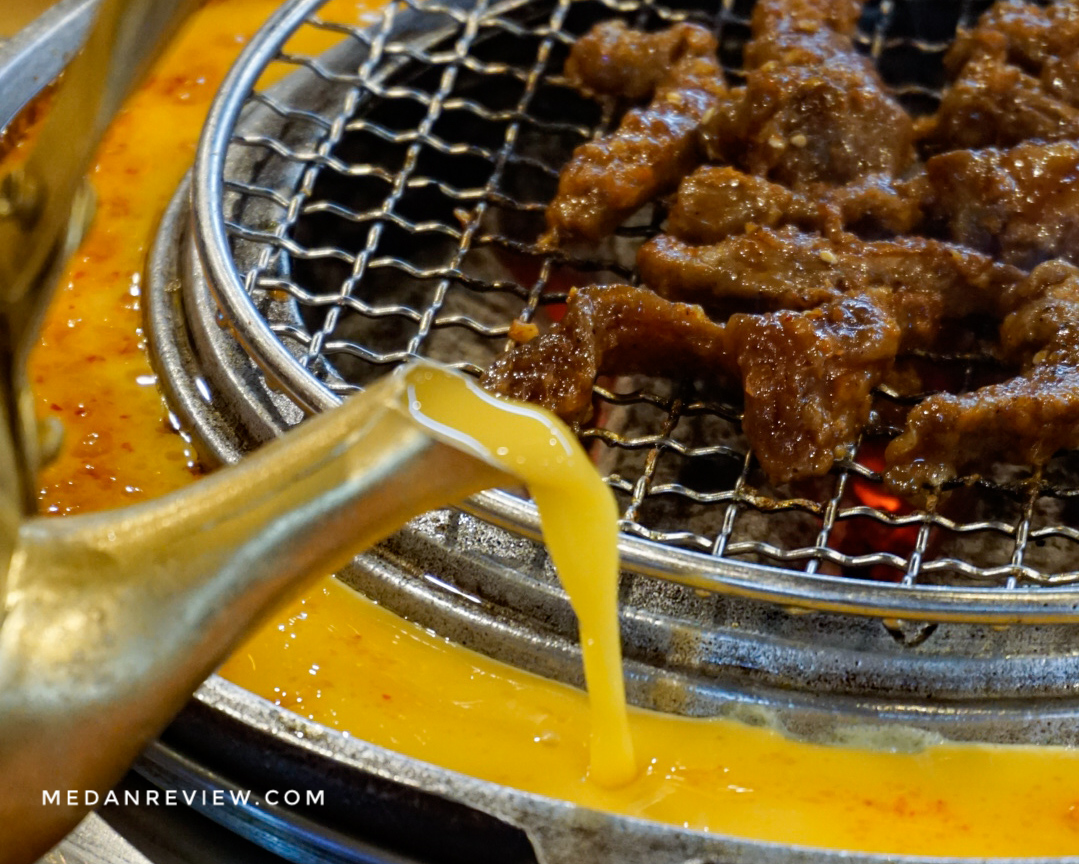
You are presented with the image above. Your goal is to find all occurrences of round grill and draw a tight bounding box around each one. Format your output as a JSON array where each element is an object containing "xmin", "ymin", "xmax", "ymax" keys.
[
  {"xmin": 138, "ymin": 2, "xmax": 1079, "ymax": 860},
  {"xmin": 186, "ymin": 0, "xmax": 1079, "ymax": 622}
]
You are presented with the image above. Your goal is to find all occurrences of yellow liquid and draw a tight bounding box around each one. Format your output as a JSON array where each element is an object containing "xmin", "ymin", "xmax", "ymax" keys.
[
  {"xmin": 400, "ymin": 364, "xmax": 635, "ymax": 787},
  {"xmin": 20, "ymin": 0, "xmax": 1079, "ymax": 856},
  {"xmin": 223, "ymin": 580, "xmax": 1079, "ymax": 856}
]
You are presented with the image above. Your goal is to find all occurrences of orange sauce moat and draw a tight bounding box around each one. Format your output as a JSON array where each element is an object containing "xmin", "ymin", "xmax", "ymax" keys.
[{"xmin": 24, "ymin": 0, "xmax": 1079, "ymax": 856}]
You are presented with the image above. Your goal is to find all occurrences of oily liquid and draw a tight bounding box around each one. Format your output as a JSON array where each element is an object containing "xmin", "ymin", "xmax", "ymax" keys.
[{"xmin": 398, "ymin": 364, "xmax": 635, "ymax": 787}]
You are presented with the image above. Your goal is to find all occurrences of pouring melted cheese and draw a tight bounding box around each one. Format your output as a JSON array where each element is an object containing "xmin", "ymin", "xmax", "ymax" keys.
[
  {"xmin": 23, "ymin": 0, "xmax": 1079, "ymax": 856},
  {"xmin": 398, "ymin": 364, "xmax": 635, "ymax": 787}
]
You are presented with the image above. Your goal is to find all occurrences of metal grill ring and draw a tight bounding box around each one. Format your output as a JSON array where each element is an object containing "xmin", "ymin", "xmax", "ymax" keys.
[{"xmin": 179, "ymin": 0, "xmax": 1079, "ymax": 622}]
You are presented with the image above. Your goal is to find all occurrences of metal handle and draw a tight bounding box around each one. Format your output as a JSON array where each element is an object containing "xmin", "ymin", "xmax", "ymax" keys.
[{"xmin": 0, "ymin": 364, "xmax": 509, "ymax": 863}]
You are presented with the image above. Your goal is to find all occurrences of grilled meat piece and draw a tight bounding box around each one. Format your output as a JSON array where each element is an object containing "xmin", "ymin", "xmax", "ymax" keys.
[
  {"xmin": 564, "ymin": 20, "xmax": 719, "ymax": 100},
  {"xmin": 946, "ymin": 0, "xmax": 1079, "ymax": 82},
  {"xmin": 665, "ymin": 165, "xmax": 923, "ymax": 242},
  {"xmin": 730, "ymin": 288, "xmax": 900, "ymax": 482},
  {"xmin": 638, "ymin": 227, "xmax": 1022, "ymax": 348},
  {"xmin": 750, "ymin": 0, "xmax": 863, "ymax": 41},
  {"xmin": 886, "ymin": 261, "xmax": 1079, "ymax": 493},
  {"xmin": 543, "ymin": 24, "xmax": 726, "ymax": 245},
  {"xmin": 481, "ymin": 285, "xmax": 734, "ymax": 424},
  {"xmin": 823, "ymin": 173, "xmax": 926, "ymax": 236},
  {"xmin": 924, "ymin": 140, "xmax": 1079, "ymax": 269},
  {"xmin": 529, "ymin": 6, "xmax": 1079, "ymax": 498},
  {"xmin": 638, "ymin": 228, "xmax": 848, "ymax": 312},
  {"xmin": 702, "ymin": 0, "xmax": 914, "ymax": 186},
  {"xmin": 665, "ymin": 166, "xmax": 810, "ymax": 242},
  {"xmin": 926, "ymin": 2, "xmax": 1079, "ymax": 149},
  {"xmin": 999, "ymin": 260, "xmax": 1079, "ymax": 358},
  {"xmin": 705, "ymin": 64, "xmax": 914, "ymax": 186},
  {"xmin": 1041, "ymin": 49, "xmax": 1079, "ymax": 106},
  {"xmin": 744, "ymin": 2, "xmax": 867, "ymax": 72},
  {"xmin": 745, "ymin": 0, "xmax": 866, "ymax": 74},
  {"xmin": 744, "ymin": 26, "xmax": 864, "ymax": 71},
  {"xmin": 483, "ymin": 282, "xmax": 902, "ymax": 483},
  {"xmin": 924, "ymin": 53, "xmax": 1079, "ymax": 151}
]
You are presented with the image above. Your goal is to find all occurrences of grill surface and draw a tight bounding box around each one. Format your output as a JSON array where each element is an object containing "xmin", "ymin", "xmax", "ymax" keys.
[{"xmin": 183, "ymin": 0, "xmax": 1079, "ymax": 620}]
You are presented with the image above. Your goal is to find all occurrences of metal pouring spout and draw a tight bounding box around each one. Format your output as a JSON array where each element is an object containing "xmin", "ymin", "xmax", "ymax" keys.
[
  {"xmin": 0, "ymin": 2, "xmax": 511, "ymax": 861},
  {"xmin": 0, "ymin": 363, "xmax": 510, "ymax": 864}
]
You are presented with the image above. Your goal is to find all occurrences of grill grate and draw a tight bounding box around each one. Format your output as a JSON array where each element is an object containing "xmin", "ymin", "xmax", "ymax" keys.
[{"xmin": 193, "ymin": 0, "xmax": 1079, "ymax": 607}]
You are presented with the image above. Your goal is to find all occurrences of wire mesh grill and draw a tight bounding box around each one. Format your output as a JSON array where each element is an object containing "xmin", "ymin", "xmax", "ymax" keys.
[{"xmin": 196, "ymin": 0, "xmax": 1079, "ymax": 600}]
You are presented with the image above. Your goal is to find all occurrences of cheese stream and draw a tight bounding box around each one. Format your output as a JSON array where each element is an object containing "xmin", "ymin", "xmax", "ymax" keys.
[
  {"xmin": 399, "ymin": 364, "xmax": 635, "ymax": 787},
  {"xmin": 21, "ymin": 0, "xmax": 1079, "ymax": 856}
]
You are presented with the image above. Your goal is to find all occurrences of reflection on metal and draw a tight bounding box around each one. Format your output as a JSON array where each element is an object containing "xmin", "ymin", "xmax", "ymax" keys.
[
  {"xmin": 39, "ymin": 814, "xmax": 154, "ymax": 864},
  {"xmin": 0, "ymin": 0, "xmax": 96, "ymax": 132}
]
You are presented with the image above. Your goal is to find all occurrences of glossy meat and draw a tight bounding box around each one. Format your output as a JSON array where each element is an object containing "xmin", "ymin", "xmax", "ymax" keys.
[
  {"xmin": 1041, "ymin": 49, "xmax": 1079, "ymax": 106},
  {"xmin": 886, "ymin": 261, "xmax": 1079, "ymax": 493},
  {"xmin": 564, "ymin": 20, "xmax": 720, "ymax": 100},
  {"xmin": 665, "ymin": 165, "xmax": 923, "ymax": 242},
  {"xmin": 946, "ymin": 1, "xmax": 1079, "ymax": 82},
  {"xmin": 745, "ymin": 0, "xmax": 868, "ymax": 79},
  {"xmin": 823, "ymin": 173, "xmax": 926, "ymax": 236},
  {"xmin": 482, "ymin": 281, "xmax": 904, "ymax": 483},
  {"xmin": 481, "ymin": 285, "xmax": 734, "ymax": 423},
  {"xmin": 750, "ymin": 0, "xmax": 863, "ymax": 40},
  {"xmin": 745, "ymin": 0, "xmax": 867, "ymax": 73},
  {"xmin": 527, "ymin": 5, "xmax": 1079, "ymax": 495},
  {"xmin": 543, "ymin": 24, "xmax": 726, "ymax": 245},
  {"xmin": 927, "ymin": 1, "xmax": 1079, "ymax": 149},
  {"xmin": 925, "ymin": 53, "xmax": 1079, "ymax": 150},
  {"xmin": 704, "ymin": 11, "xmax": 913, "ymax": 187},
  {"xmin": 730, "ymin": 288, "xmax": 900, "ymax": 482},
  {"xmin": 706, "ymin": 64, "xmax": 914, "ymax": 187},
  {"xmin": 665, "ymin": 166, "xmax": 809, "ymax": 242},
  {"xmin": 925, "ymin": 140, "xmax": 1079, "ymax": 269},
  {"xmin": 743, "ymin": 26, "xmax": 865, "ymax": 71},
  {"xmin": 638, "ymin": 227, "xmax": 848, "ymax": 312},
  {"xmin": 638, "ymin": 227, "xmax": 1022, "ymax": 347}
]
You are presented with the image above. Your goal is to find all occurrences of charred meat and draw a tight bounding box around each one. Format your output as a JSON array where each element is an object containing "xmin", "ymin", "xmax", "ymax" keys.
[
  {"xmin": 729, "ymin": 288, "xmax": 901, "ymax": 482},
  {"xmin": 924, "ymin": 140, "xmax": 1079, "ymax": 270},
  {"xmin": 496, "ymin": 1, "xmax": 1079, "ymax": 499},
  {"xmin": 542, "ymin": 24, "xmax": 726, "ymax": 245},
  {"xmin": 945, "ymin": 1, "xmax": 1079, "ymax": 83},
  {"xmin": 482, "ymin": 285, "xmax": 734, "ymax": 424},
  {"xmin": 704, "ymin": 63, "xmax": 915, "ymax": 186},
  {"xmin": 925, "ymin": 53, "xmax": 1079, "ymax": 151},
  {"xmin": 637, "ymin": 227, "xmax": 848, "ymax": 313},
  {"xmin": 887, "ymin": 261, "xmax": 1079, "ymax": 493},
  {"xmin": 484, "ymin": 284, "xmax": 902, "ymax": 483},
  {"xmin": 638, "ymin": 227, "xmax": 1022, "ymax": 348},
  {"xmin": 704, "ymin": 0, "xmax": 914, "ymax": 187},
  {"xmin": 564, "ymin": 20, "xmax": 718, "ymax": 100},
  {"xmin": 665, "ymin": 165, "xmax": 923, "ymax": 242},
  {"xmin": 926, "ymin": 1, "xmax": 1079, "ymax": 150}
]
